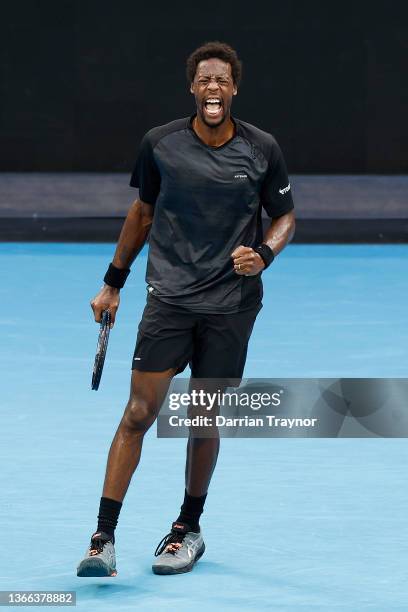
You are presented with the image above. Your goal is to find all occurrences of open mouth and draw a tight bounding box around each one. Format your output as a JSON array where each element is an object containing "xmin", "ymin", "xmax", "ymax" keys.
[{"xmin": 203, "ymin": 97, "xmax": 223, "ymax": 118}]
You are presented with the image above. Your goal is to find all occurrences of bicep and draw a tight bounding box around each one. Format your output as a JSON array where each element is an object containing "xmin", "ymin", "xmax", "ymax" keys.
[
  {"xmin": 140, "ymin": 199, "xmax": 154, "ymax": 222},
  {"xmin": 270, "ymin": 209, "xmax": 296, "ymax": 224},
  {"xmin": 128, "ymin": 198, "xmax": 154, "ymax": 221}
]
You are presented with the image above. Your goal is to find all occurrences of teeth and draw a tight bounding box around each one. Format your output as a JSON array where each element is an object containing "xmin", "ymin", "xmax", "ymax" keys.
[{"xmin": 206, "ymin": 99, "xmax": 221, "ymax": 103}]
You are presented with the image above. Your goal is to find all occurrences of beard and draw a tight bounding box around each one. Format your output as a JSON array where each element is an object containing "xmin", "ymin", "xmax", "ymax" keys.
[
  {"xmin": 196, "ymin": 98, "xmax": 231, "ymax": 128},
  {"xmin": 200, "ymin": 111, "xmax": 227, "ymax": 128}
]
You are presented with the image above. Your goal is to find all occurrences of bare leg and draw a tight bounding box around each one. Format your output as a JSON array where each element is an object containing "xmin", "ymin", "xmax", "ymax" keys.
[
  {"xmin": 184, "ymin": 378, "xmax": 225, "ymax": 497},
  {"xmin": 185, "ymin": 436, "xmax": 220, "ymax": 497},
  {"xmin": 102, "ymin": 368, "xmax": 176, "ymax": 502}
]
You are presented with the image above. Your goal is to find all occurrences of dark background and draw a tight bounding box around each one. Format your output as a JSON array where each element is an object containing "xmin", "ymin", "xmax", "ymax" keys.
[{"xmin": 0, "ymin": 1, "xmax": 407, "ymax": 173}]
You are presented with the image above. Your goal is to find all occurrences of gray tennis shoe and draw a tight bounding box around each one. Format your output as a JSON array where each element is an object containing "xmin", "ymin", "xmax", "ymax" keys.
[
  {"xmin": 152, "ymin": 521, "xmax": 205, "ymax": 575},
  {"xmin": 77, "ymin": 531, "xmax": 117, "ymax": 577}
]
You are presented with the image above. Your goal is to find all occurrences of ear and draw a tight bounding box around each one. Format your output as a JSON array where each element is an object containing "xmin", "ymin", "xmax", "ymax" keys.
[
  {"xmin": 190, "ymin": 82, "xmax": 194, "ymax": 94},
  {"xmin": 233, "ymin": 85, "xmax": 238, "ymax": 96}
]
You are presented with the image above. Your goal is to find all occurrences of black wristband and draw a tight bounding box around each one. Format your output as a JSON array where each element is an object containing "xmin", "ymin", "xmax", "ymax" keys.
[
  {"xmin": 254, "ymin": 244, "xmax": 275, "ymax": 269},
  {"xmin": 103, "ymin": 263, "xmax": 130, "ymax": 289}
]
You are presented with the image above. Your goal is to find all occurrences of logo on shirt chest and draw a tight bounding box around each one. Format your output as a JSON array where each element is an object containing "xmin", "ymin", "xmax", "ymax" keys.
[{"xmin": 233, "ymin": 172, "xmax": 248, "ymax": 180}]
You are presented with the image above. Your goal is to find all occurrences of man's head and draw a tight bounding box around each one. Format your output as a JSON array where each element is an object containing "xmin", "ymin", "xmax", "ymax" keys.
[{"xmin": 187, "ymin": 41, "xmax": 242, "ymax": 128}]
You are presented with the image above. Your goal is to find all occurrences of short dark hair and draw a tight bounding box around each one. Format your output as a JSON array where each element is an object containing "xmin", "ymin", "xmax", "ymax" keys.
[{"xmin": 186, "ymin": 41, "xmax": 242, "ymax": 87}]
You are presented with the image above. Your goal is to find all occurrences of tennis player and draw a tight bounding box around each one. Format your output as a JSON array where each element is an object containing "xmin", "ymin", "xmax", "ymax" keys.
[{"xmin": 77, "ymin": 41, "xmax": 295, "ymax": 577}]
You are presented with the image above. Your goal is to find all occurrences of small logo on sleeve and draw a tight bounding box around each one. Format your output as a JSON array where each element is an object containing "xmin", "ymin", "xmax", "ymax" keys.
[
  {"xmin": 234, "ymin": 173, "xmax": 248, "ymax": 180},
  {"xmin": 279, "ymin": 183, "xmax": 291, "ymax": 195}
]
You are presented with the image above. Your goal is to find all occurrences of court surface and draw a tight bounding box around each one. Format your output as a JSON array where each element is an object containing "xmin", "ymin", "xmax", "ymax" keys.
[{"xmin": 1, "ymin": 243, "xmax": 407, "ymax": 611}]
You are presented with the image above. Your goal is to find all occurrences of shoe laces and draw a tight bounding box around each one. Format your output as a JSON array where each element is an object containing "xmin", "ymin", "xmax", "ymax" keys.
[
  {"xmin": 154, "ymin": 522, "xmax": 190, "ymax": 556},
  {"xmin": 89, "ymin": 532, "xmax": 112, "ymax": 556}
]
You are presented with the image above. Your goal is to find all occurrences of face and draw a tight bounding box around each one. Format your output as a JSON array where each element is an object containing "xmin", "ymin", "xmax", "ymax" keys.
[{"xmin": 190, "ymin": 58, "xmax": 237, "ymax": 128}]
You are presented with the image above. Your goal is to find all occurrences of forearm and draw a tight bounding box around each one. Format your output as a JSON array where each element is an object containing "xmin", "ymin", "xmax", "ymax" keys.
[
  {"xmin": 111, "ymin": 199, "xmax": 153, "ymax": 270},
  {"xmin": 262, "ymin": 210, "xmax": 296, "ymax": 256}
]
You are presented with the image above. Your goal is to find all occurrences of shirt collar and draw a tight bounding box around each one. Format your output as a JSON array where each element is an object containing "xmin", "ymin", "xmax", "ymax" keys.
[{"xmin": 187, "ymin": 114, "xmax": 238, "ymax": 147}]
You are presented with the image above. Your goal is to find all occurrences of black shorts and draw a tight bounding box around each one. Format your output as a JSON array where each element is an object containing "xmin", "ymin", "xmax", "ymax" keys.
[{"xmin": 132, "ymin": 294, "xmax": 262, "ymax": 379}]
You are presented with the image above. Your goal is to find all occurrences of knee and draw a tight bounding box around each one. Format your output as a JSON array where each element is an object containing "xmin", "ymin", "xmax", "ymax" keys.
[{"xmin": 121, "ymin": 396, "xmax": 157, "ymax": 434}]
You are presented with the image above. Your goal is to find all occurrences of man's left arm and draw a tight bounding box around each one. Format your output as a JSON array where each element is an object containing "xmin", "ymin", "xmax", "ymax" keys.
[
  {"xmin": 232, "ymin": 137, "xmax": 295, "ymax": 275},
  {"xmin": 262, "ymin": 209, "xmax": 296, "ymax": 257},
  {"xmin": 232, "ymin": 210, "xmax": 295, "ymax": 275}
]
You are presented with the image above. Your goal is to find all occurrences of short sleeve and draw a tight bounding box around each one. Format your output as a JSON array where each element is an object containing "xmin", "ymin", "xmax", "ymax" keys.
[
  {"xmin": 260, "ymin": 143, "xmax": 294, "ymax": 218},
  {"xmin": 129, "ymin": 133, "xmax": 161, "ymax": 205}
]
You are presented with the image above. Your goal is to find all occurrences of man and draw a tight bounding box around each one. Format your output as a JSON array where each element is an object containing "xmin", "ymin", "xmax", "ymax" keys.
[{"xmin": 77, "ymin": 41, "xmax": 295, "ymax": 577}]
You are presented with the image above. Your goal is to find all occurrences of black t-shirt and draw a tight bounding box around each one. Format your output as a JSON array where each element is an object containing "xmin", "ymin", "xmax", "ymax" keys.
[{"xmin": 130, "ymin": 115, "xmax": 294, "ymax": 314}]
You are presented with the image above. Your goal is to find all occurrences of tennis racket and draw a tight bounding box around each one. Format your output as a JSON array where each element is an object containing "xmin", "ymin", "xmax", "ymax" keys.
[{"xmin": 91, "ymin": 309, "xmax": 111, "ymax": 390}]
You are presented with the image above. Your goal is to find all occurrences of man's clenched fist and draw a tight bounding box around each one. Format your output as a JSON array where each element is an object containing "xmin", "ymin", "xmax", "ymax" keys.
[{"xmin": 231, "ymin": 245, "xmax": 265, "ymax": 276}]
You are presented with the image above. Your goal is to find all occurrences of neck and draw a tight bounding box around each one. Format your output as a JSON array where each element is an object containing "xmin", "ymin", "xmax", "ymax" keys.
[{"xmin": 192, "ymin": 113, "xmax": 235, "ymax": 147}]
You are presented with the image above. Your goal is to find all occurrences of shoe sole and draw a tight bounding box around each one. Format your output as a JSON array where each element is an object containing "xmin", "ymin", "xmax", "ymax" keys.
[
  {"xmin": 77, "ymin": 558, "xmax": 117, "ymax": 577},
  {"xmin": 152, "ymin": 543, "xmax": 205, "ymax": 575}
]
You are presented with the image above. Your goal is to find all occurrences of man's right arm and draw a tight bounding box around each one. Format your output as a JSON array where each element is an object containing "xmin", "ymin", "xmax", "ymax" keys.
[{"xmin": 90, "ymin": 199, "xmax": 154, "ymax": 326}]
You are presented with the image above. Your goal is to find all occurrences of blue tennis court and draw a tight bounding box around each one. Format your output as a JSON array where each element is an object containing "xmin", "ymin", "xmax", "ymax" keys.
[{"xmin": 1, "ymin": 243, "xmax": 408, "ymax": 611}]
